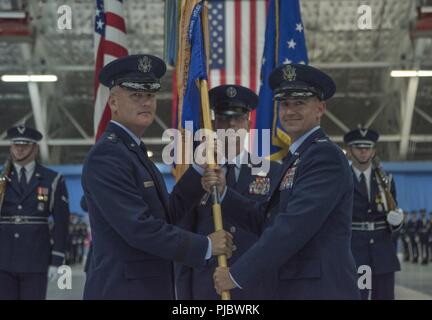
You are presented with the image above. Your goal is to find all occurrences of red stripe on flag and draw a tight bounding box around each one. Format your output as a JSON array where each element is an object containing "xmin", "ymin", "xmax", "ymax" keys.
[
  {"xmin": 249, "ymin": 0, "xmax": 257, "ymax": 130},
  {"xmin": 220, "ymin": 69, "xmax": 226, "ymax": 86},
  {"xmin": 249, "ymin": 0, "xmax": 257, "ymax": 92},
  {"xmin": 96, "ymin": 104, "xmax": 112, "ymax": 140},
  {"xmin": 105, "ymin": 12, "xmax": 126, "ymax": 32},
  {"xmin": 234, "ymin": 1, "xmax": 241, "ymax": 85},
  {"xmin": 103, "ymin": 40, "xmax": 128, "ymax": 58}
]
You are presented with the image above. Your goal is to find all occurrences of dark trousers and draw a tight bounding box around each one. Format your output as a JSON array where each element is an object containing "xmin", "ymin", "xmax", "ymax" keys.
[
  {"xmin": 360, "ymin": 272, "xmax": 395, "ymax": 300},
  {"xmin": 0, "ymin": 269, "xmax": 47, "ymax": 300},
  {"xmin": 402, "ymin": 238, "xmax": 411, "ymax": 261},
  {"xmin": 429, "ymin": 240, "xmax": 432, "ymax": 262},
  {"xmin": 420, "ymin": 239, "xmax": 429, "ymax": 264},
  {"xmin": 410, "ymin": 236, "xmax": 419, "ymax": 262}
]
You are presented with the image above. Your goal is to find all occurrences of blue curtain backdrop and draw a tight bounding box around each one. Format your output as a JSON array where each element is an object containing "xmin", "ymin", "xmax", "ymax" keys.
[{"xmin": 384, "ymin": 162, "xmax": 432, "ymax": 214}]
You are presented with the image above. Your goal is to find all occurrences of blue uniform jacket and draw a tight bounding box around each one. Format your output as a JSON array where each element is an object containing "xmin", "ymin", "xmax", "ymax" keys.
[
  {"xmin": 81, "ymin": 122, "xmax": 209, "ymax": 300},
  {"xmin": 350, "ymin": 167, "xmax": 400, "ymax": 275},
  {"xmin": 175, "ymin": 160, "xmax": 282, "ymax": 300},
  {"xmin": 0, "ymin": 163, "xmax": 70, "ymax": 273},
  {"xmin": 418, "ymin": 219, "xmax": 431, "ymax": 243},
  {"xmin": 221, "ymin": 128, "xmax": 360, "ymax": 299}
]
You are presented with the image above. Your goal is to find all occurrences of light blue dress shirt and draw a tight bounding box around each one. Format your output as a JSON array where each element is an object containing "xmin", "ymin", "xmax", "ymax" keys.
[
  {"xmin": 289, "ymin": 125, "xmax": 321, "ymax": 155},
  {"xmin": 110, "ymin": 120, "xmax": 141, "ymax": 146}
]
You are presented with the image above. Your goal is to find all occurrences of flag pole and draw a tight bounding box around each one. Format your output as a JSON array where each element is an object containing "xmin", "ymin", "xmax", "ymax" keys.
[
  {"xmin": 199, "ymin": 79, "xmax": 231, "ymax": 301},
  {"xmin": 199, "ymin": 0, "xmax": 230, "ymax": 300}
]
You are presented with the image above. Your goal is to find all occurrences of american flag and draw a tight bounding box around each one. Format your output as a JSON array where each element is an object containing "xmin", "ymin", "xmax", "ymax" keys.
[
  {"xmin": 93, "ymin": 0, "xmax": 128, "ymax": 140},
  {"xmin": 207, "ymin": 0, "xmax": 268, "ymax": 128}
]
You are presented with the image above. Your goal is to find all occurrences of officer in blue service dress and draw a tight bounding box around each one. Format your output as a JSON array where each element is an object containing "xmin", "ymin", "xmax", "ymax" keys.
[
  {"xmin": 79, "ymin": 195, "xmax": 92, "ymax": 273},
  {"xmin": 407, "ymin": 210, "xmax": 420, "ymax": 263},
  {"xmin": 0, "ymin": 126, "xmax": 70, "ymax": 300},
  {"xmin": 343, "ymin": 127, "xmax": 403, "ymax": 300},
  {"xmin": 429, "ymin": 211, "xmax": 432, "ymax": 263},
  {"xmin": 418, "ymin": 209, "xmax": 430, "ymax": 265},
  {"xmin": 175, "ymin": 84, "xmax": 282, "ymax": 299},
  {"xmin": 81, "ymin": 54, "xmax": 233, "ymax": 300},
  {"xmin": 210, "ymin": 64, "xmax": 360, "ymax": 299},
  {"xmin": 400, "ymin": 211, "xmax": 411, "ymax": 262}
]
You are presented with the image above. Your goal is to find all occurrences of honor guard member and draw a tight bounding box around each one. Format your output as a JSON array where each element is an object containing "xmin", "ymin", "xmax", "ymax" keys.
[
  {"xmin": 77, "ymin": 221, "xmax": 86, "ymax": 264},
  {"xmin": 407, "ymin": 211, "xmax": 419, "ymax": 263},
  {"xmin": 418, "ymin": 209, "xmax": 430, "ymax": 265},
  {"xmin": 344, "ymin": 127, "xmax": 403, "ymax": 300},
  {"xmin": 81, "ymin": 54, "xmax": 233, "ymax": 300},
  {"xmin": 79, "ymin": 195, "xmax": 92, "ymax": 273},
  {"xmin": 175, "ymin": 85, "xmax": 282, "ymax": 300},
  {"xmin": 66, "ymin": 215, "xmax": 75, "ymax": 265},
  {"xmin": 400, "ymin": 211, "xmax": 411, "ymax": 262},
  {"xmin": 0, "ymin": 126, "xmax": 70, "ymax": 300},
  {"xmin": 211, "ymin": 64, "xmax": 360, "ymax": 299},
  {"xmin": 429, "ymin": 211, "xmax": 432, "ymax": 263}
]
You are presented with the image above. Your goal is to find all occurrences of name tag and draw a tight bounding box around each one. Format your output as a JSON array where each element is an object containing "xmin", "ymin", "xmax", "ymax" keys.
[{"xmin": 143, "ymin": 181, "xmax": 155, "ymax": 188}]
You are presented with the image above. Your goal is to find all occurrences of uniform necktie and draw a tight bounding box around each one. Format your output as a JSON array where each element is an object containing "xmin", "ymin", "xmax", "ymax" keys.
[
  {"xmin": 359, "ymin": 172, "xmax": 369, "ymax": 201},
  {"xmin": 19, "ymin": 167, "xmax": 27, "ymax": 194},
  {"xmin": 226, "ymin": 163, "xmax": 237, "ymax": 188}
]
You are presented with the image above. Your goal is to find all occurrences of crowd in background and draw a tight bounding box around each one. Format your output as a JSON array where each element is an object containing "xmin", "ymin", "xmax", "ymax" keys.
[{"xmin": 396, "ymin": 209, "xmax": 432, "ymax": 265}]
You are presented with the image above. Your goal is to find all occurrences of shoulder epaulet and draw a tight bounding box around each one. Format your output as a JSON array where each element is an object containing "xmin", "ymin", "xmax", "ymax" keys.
[
  {"xmin": 314, "ymin": 137, "xmax": 330, "ymax": 143},
  {"xmin": 36, "ymin": 165, "xmax": 57, "ymax": 178},
  {"xmin": 106, "ymin": 132, "xmax": 118, "ymax": 143}
]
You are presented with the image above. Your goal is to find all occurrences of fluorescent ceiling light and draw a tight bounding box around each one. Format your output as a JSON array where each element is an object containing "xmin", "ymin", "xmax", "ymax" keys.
[
  {"xmin": 418, "ymin": 70, "xmax": 432, "ymax": 77},
  {"xmin": 390, "ymin": 70, "xmax": 432, "ymax": 78},
  {"xmin": 0, "ymin": 11, "xmax": 26, "ymax": 19},
  {"xmin": 390, "ymin": 70, "xmax": 418, "ymax": 77},
  {"xmin": 420, "ymin": 6, "xmax": 432, "ymax": 13},
  {"xmin": 1, "ymin": 75, "xmax": 58, "ymax": 82}
]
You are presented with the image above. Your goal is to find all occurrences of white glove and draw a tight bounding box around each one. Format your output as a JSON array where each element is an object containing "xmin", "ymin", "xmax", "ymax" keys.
[
  {"xmin": 386, "ymin": 208, "xmax": 403, "ymax": 226},
  {"xmin": 48, "ymin": 265, "xmax": 59, "ymax": 282}
]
